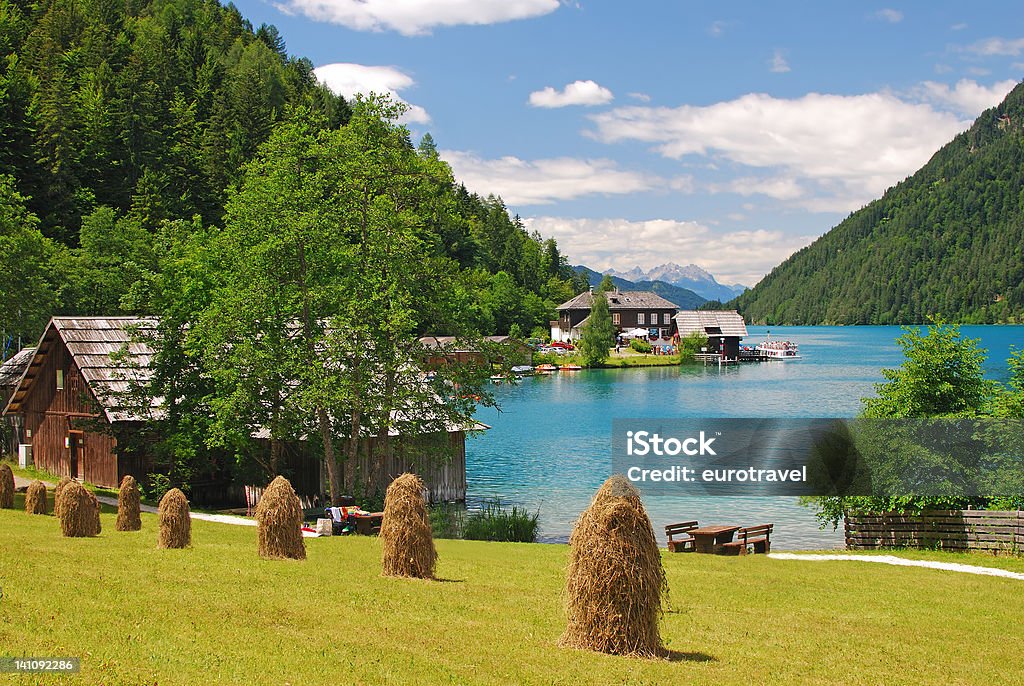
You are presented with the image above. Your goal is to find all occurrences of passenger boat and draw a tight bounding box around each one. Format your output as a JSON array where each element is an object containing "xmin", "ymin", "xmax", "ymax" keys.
[{"xmin": 754, "ymin": 338, "xmax": 801, "ymax": 360}]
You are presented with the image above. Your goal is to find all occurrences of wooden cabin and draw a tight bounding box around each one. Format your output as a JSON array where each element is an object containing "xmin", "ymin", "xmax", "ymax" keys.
[
  {"xmin": 675, "ymin": 310, "xmax": 748, "ymax": 359},
  {"xmin": 553, "ymin": 289, "xmax": 678, "ymax": 341},
  {"xmin": 2, "ymin": 318, "xmax": 154, "ymax": 486}
]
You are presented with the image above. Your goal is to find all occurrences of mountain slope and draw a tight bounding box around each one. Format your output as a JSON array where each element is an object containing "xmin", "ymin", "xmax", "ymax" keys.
[
  {"xmin": 572, "ymin": 266, "xmax": 706, "ymax": 309},
  {"xmin": 733, "ymin": 82, "xmax": 1024, "ymax": 325}
]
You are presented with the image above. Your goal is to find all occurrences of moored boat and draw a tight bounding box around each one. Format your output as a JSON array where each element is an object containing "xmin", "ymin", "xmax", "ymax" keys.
[
  {"xmin": 754, "ymin": 338, "xmax": 801, "ymax": 360},
  {"xmin": 535, "ymin": 363, "xmax": 559, "ymax": 373},
  {"xmin": 559, "ymin": 364, "xmax": 582, "ymax": 371}
]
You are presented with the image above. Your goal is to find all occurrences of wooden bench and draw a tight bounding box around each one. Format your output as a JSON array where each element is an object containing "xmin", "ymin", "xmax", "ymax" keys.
[
  {"xmin": 718, "ymin": 524, "xmax": 773, "ymax": 555},
  {"xmin": 665, "ymin": 521, "xmax": 699, "ymax": 552}
]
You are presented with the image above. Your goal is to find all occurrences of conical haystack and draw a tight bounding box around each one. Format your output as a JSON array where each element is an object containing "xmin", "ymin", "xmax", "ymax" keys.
[
  {"xmin": 255, "ymin": 475, "xmax": 306, "ymax": 560},
  {"xmin": 0, "ymin": 463, "xmax": 14, "ymax": 509},
  {"xmin": 380, "ymin": 473, "xmax": 436, "ymax": 579},
  {"xmin": 53, "ymin": 476, "xmax": 72, "ymax": 518},
  {"xmin": 57, "ymin": 481, "xmax": 101, "ymax": 537},
  {"xmin": 116, "ymin": 475, "xmax": 142, "ymax": 531},
  {"xmin": 157, "ymin": 488, "xmax": 191, "ymax": 549},
  {"xmin": 560, "ymin": 475, "xmax": 667, "ymax": 657},
  {"xmin": 25, "ymin": 480, "xmax": 47, "ymax": 515}
]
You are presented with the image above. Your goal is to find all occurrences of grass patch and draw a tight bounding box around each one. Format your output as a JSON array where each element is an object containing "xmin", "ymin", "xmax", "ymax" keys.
[{"xmin": 1, "ymin": 509, "xmax": 1023, "ymax": 684}]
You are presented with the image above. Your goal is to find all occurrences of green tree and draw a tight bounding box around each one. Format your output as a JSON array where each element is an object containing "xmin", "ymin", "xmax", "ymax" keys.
[
  {"xmin": 597, "ymin": 273, "xmax": 615, "ymax": 292},
  {"xmin": 577, "ymin": 293, "xmax": 614, "ymax": 367},
  {"xmin": 196, "ymin": 99, "xmax": 493, "ymax": 503},
  {"xmin": 0, "ymin": 174, "xmax": 58, "ymax": 354},
  {"xmin": 862, "ymin": 320, "xmax": 993, "ymax": 418}
]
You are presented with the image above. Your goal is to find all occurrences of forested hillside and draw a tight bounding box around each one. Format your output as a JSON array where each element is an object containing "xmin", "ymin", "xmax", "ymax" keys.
[
  {"xmin": 0, "ymin": 0, "xmax": 582, "ymax": 355},
  {"xmin": 733, "ymin": 81, "xmax": 1024, "ymax": 325}
]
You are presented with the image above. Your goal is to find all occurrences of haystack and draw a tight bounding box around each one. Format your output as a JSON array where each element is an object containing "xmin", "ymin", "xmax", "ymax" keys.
[
  {"xmin": 57, "ymin": 481, "xmax": 101, "ymax": 537},
  {"xmin": 157, "ymin": 488, "xmax": 191, "ymax": 549},
  {"xmin": 380, "ymin": 473, "xmax": 436, "ymax": 579},
  {"xmin": 560, "ymin": 475, "xmax": 667, "ymax": 657},
  {"xmin": 255, "ymin": 475, "xmax": 305, "ymax": 560},
  {"xmin": 53, "ymin": 476, "xmax": 72, "ymax": 518},
  {"xmin": 25, "ymin": 480, "xmax": 47, "ymax": 515},
  {"xmin": 0, "ymin": 463, "xmax": 14, "ymax": 508},
  {"xmin": 115, "ymin": 475, "xmax": 142, "ymax": 531}
]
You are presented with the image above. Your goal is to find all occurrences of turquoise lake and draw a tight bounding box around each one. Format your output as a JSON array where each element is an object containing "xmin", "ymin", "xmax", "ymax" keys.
[{"xmin": 465, "ymin": 325, "xmax": 1024, "ymax": 548}]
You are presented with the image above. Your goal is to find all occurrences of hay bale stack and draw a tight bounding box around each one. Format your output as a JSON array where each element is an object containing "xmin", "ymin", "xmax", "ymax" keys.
[
  {"xmin": 380, "ymin": 473, "xmax": 436, "ymax": 579},
  {"xmin": 25, "ymin": 480, "xmax": 48, "ymax": 515},
  {"xmin": 157, "ymin": 488, "xmax": 191, "ymax": 549},
  {"xmin": 57, "ymin": 481, "xmax": 101, "ymax": 537},
  {"xmin": 53, "ymin": 476, "xmax": 72, "ymax": 518},
  {"xmin": 115, "ymin": 475, "xmax": 142, "ymax": 531},
  {"xmin": 0, "ymin": 463, "xmax": 14, "ymax": 509},
  {"xmin": 560, "ymin": 475, "xmax": 667, "ymax": 657},
  {"xmin": 255, "ymin": 476, "xmax": 306, "ymax": 560}
]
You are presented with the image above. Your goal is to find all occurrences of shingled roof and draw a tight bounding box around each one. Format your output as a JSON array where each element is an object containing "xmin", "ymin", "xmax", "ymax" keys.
[
  {"xmin": 556, "ymin": 290, "xmax": 678, "ymax": 311},
  {"xmin": 675, "ymin": 310, "xmax": 748, "ymax": 338},
  {"xmin": 0, "ymin": 347, "xmax": 36, "ymax": 390},
  {"xmin": 4, "ymin": 317, "xmax": 157, "ymax": 422}
]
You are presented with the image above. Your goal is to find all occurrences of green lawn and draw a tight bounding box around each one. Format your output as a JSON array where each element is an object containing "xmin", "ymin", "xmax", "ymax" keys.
[{"xmin": 1, "ymin": 508, "xmax": 1022, "ymax": 685}]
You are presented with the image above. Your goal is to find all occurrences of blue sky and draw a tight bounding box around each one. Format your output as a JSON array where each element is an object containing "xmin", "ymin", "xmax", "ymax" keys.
[{"xmin": 232, "ymin": 1, "xmax": 1023, "ymax": 285}]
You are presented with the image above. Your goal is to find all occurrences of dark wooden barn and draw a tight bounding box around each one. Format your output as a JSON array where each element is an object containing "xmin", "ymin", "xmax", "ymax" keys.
[{"xmin": 675, "ymin": 310, "xmax": 749, "ymax": 359}]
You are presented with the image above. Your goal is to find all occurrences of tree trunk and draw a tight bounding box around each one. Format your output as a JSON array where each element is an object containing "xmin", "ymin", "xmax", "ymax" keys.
[{"xmin": 317, "ymin": 407, "xmax": 341, "ymax": 504}]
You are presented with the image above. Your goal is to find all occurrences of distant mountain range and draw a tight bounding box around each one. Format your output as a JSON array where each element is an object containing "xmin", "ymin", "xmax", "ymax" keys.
[
  {"xmin": 572, "ymin": 262, "xmax": 747, "ymax": 304},
  {"xmin": 605, "ymin": 263, "xmax": 748, "ymax": 302},
  {"xmin": 571, "ymin": 266, "xmax": 707, "ymax": 310},
  {"xmin": 733, "ymin": 81, "xmax": 1024, "ymax": 324}
]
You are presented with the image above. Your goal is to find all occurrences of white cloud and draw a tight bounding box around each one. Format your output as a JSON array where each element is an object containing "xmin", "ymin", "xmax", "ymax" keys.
[
  {"xmin": 963, "ymin": 37, "xmax": 1024, "ymax": 56},
  {"xmin": 275, "ymin": 0, "xmax": 558, "ymax": 36},
  {"xmin": 710, "ymin": 176, "xmax": 805, "ymax": 201},
  {"xmin": 440, "ymin": 151, "xmax": 656, "ymax": 205},
  {"xmin": 910, "ymin": 78, "xmax": 1016, "ymax": 115},
  {"xmin": 770, "ymin": 49, "xmax": 791, "ymax": 73},
  {"xmin": 528, "ymin": 80, "xmax": 614, "ymax": 108},
  {"xmin": 708, "ymin": 20, "xmax": 726, "ymax": 37},
  {"xmin": 587, "ymin": 90, "xmax": 979, "ymax": 206},
  {"xmin": 874, "ymin": 9, "xmax": 903, "ymax": 23},
  {"xmin": 313, "ymin": 63, "xmax": 430, "ymax": 123},
  {"xmin": 628, "ymin": 92, "xmax": 651, "ymax": 103},
  {"xmin": 524, "ymin": 216, "xmax": 816, "ymax": 285},
  {"xmin": 951, "ymin": 23, "xmax": 968, "ymax": 31}
]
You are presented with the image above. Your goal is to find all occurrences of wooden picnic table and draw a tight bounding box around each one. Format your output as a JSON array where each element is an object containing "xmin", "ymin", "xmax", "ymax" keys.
[
  {"xmin": 352, "ymin": 512, "xmax": 384, "ymax": 536},
  {"xmin": 688, "ymin": 525, "xmax": 741, "ymax": 554}
]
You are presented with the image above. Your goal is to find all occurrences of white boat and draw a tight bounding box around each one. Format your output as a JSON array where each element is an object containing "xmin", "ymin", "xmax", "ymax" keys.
[
  {"xmin": 511, "ymin": 365, "xmax": 534, "ymax": 375},
  {"xmin": 754, "ymin": 337, "xmax": 801, "ymax": 360}
]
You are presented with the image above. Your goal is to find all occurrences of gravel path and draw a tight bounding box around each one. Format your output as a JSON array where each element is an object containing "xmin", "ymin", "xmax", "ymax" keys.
[
  {"xmin": 14, "ymin": 475, "xmax": 256, "ymax": 527},
  {"xmin": 769, "ymin": 552, "xmax": 1024, "ymax": 580}
]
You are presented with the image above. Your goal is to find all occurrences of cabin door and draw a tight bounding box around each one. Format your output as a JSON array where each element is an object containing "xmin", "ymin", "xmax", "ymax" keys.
[{"xmin": 69, "ymin": 432, "xmax": 83, "ymax": 479}]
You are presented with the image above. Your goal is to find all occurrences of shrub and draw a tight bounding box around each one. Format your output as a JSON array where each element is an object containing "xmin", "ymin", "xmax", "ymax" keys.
[
  {"xmin": 157, "ymin": 488, "xmax": 191, "ymax": 549},
  {"xmin": 629, "ymin": 338, "xmax": 652, "ymax": 354},
  {"xmin": 462, "ymin": 500, "xmax": 539, "ymax": 543},
  {"xmin": 25, "ymin": 480, "xmax": 47, "ymax": 515},
  {"xmin": 255, "ymin": 476, "xmax": 306, "ymax": 560},
  {"xmin": 560, "ymin": 475, "xmax": 666, "ymax": 657},
  {"xmin": 380, "ymin": 473, "xmax": 436, "ymax": 579},
  {"xmin": 116, "ymin": 475, "xmax": 142, "ymax": 531}
]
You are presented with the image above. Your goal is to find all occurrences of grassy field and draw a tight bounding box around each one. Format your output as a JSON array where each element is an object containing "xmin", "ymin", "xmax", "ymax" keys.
[{"xmin": 1, "ymin": 507, "xmax": 1022, "ymax": 685}]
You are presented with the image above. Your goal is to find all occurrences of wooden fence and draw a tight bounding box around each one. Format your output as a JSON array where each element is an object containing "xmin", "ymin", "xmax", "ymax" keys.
[{"xmin": 845, "ymin": 510, "xmax": 1024, "ymax": 554}]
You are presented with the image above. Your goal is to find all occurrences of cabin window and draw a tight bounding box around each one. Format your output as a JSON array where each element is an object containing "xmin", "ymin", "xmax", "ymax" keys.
[
  {"xmin": 56, "ymin": 369, "xmax": 64, "ymax": 390},
  {"xmin": 651, "ymin": 312, "xmax": 658, "ymax": 325},
  {"xmin": 663, "ymin": 313, "xmax": 671, "ymax": 325},
  {"xmin": 612, "ymin": 313, "xmax": 620, "ymax": 325},
  {"xmin": 638, "ymin": 313, "xmax": 645, "ymax": 325}
]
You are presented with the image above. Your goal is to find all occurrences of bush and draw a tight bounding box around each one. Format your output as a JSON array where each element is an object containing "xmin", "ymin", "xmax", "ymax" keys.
[
  {"xmin": 463, "ymin": 500, "xmax": 539, "ymax": 543},
  {"xmin": 629, "ymin": 338, "xmax": 652, "ymax": 354},
  {"xmin": 678, "ymin": 332, "xmax": 709, "ymax": 359}
]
